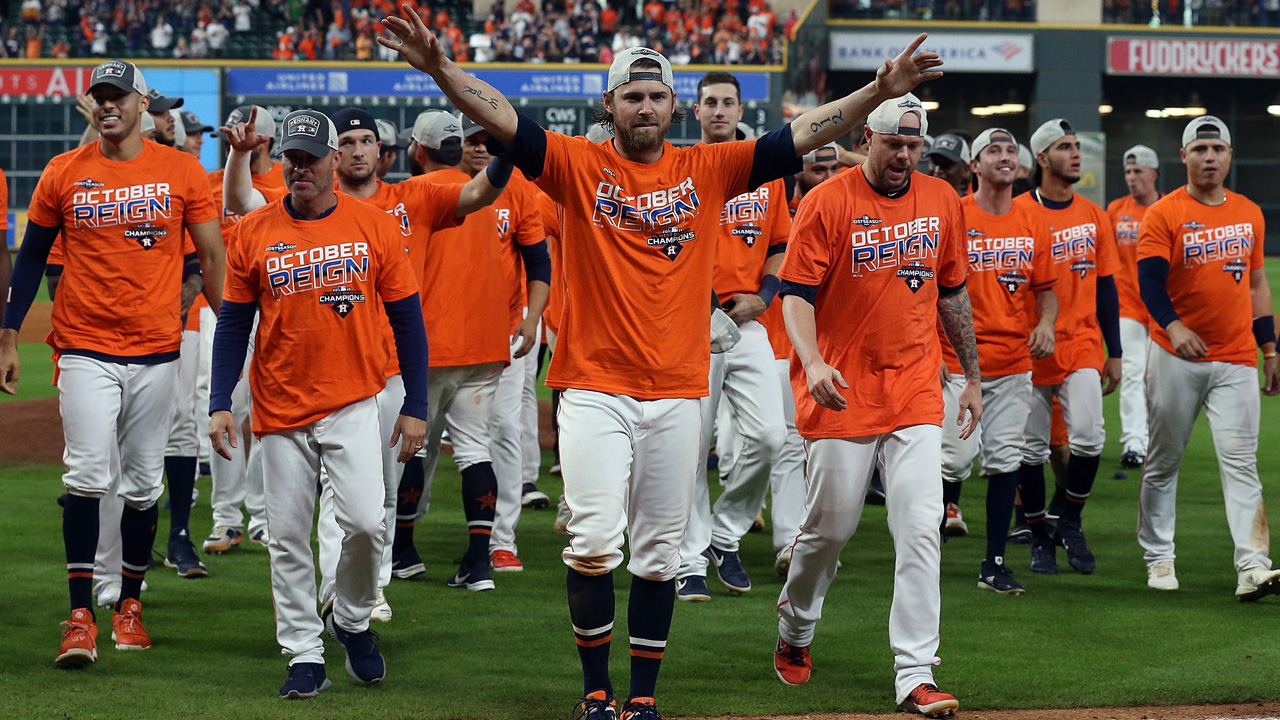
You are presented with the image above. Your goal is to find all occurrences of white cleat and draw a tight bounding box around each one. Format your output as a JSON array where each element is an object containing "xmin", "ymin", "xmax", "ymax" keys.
[
  {"xmin": 774, "ymin": 547, "xmax": 793, "ymax": 578},
  {"xmin": 1147, "ymin": 561, "xmax": 1178, "ymax": 591},
  {"xmin": 371, "ymin": 588, "xmax": 393, "ymax": 622},
  {"xmin": 1236, "ymin": 567, "xmax": 1280, "ymax": 602}
]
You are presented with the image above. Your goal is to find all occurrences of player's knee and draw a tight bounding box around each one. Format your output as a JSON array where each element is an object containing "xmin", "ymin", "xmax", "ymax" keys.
[
  {"xmin": 1068, "ymin": 431, "xmax": 1105, "ymax": 458},
  {"xmin": 564, "ymin": 548, "xmax": 624, "ymax": 576},
  {"xmin": 626, "ymin": 543, "xmax": 680, "ymax": 581},
  {"xmin": 755, "ymin": 422, "xmax": 787, "ymax": 460}
]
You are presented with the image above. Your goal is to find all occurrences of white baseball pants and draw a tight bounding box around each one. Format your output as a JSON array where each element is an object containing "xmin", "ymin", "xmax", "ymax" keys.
[
  {"xmin": 559, "ymin": 389, "xmax": 701, "ymax": 580},
  {"xmin": 1022, "ymin": 368, "xmax": 1106, "ymax": 465},
  {"xmin": 1138, "ymin": 344, "xmax": 1271, "ymax": 572},
  {"xmin": 681, "ymin": 321, "xmax": 786, "ymax": 575},
  {"xmin": 59, "ymin": 355, "xmax": 177, "ymax": 508},
  {"xmin": 318, "ymin": 374, "xmax": 406, "ymax": 605},
  {"xmin": 491, "ymin": 340, "xmax": 537, "ymax": 556},
  {"xmin": 261, "ymin": 396, "xmax": 384, "ymax": 666},
  {"xmin": 770, "ymin": 358, "xmax": 807, "ymax": 553},
  {"xmin": 522, "ymin": 323, "xmax": 543, "ymax": 485},
  {"xmin": 1118, "ymin": 317, "xmax": 1150, "ymax": 456},
  {"xmin": 416, "ymin": 363, "xmax": 503, "ymax": 521},
  {"xmin": 196, "ymin": 305, "xmax": 216, "ymax": 465},
  {"xmin": 209, "ymin": 358, "xmax": 267, "ymax": 536},
  {"xmin": 93, "ymin": 444, "xmax": 124, "ymax": 588},
  {"xmin": 778, "ymin": 427, "xmax": 944, "ymax": 705},
  {"xmin": 164, "ymin": 330, "xmax": 202, "ymax": 457},
  {"xmin": 715, "ymin": 394, "xmax": 738, "ymax": 480},
  {"xmin": 942, "ymin": 372, "xmax": 1033, "ymax": 482}
]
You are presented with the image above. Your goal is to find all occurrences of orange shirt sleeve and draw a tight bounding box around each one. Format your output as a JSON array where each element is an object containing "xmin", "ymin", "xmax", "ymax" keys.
[
  {"xmin": 182, "ymin": 156, "xmax": 219, "ymax": 226},
  {"xmin": 513, "ymin": 178, "xmax": 545, "ymax": 247},
  {"xmin": 27, "ymin": 160, "xmax": 64, "ymax": 229},
  {"xmin": 1250, "ymin": 206, "xmax": 1266, "ymax": 271},
  {"xmin": 1029, "ymin": 217, "xmax": 1057, "ymax": 289},
  {"xmin": 702, "ymin": 139, "xmax": 759, "ymax": 202},
  {"xmin": 413, "ymin": 180, "xmax": 463, "ymax": 233},
  {"xmin": 937, "ymin": 194, "xmax": 967, "ymax": 288},
  {"xmin": 767, "ymin": 178, "xmax": 791, "ymax": 248},
  {"xmin": 535, "ymin": 132, "xmax": 585, "ymax": 205},
  {"xmin": 778, "ymin": 192, "xmax": 836, "ymax": 287},
  {"xmin": 1094, "ymin": 205, "xmax": 1119, "ymax": 277},
  {"xmin": 222, "ymin": 223, "xmax": 258, "ymax": 304},
  {"xmin": 373, "ymin": 213, "xmax": 420, "ymax": 304},
  {"xmin": 1136, "ymin": 201, "xmax": 1174, "ymax": 264}
]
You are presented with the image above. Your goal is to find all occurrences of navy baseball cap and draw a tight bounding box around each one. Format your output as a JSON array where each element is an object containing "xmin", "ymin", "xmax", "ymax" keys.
[
  {"xmin": 89, "ymin": 60, "xmax": 147, "ymax": 95},
  {"xmin": 180, "ymin": 110, "xmax": 214, "ymax": 135},
  {"xmin": 279, "ymin": 109, "xmax": 339, "ymax": 158},
  {"xmin": 330, "ymin": 107, "xmax": 379, "ymax": 138},
  {"xmin": 146, "ymin": 88, "xmax": 184, "ymax": 113}
]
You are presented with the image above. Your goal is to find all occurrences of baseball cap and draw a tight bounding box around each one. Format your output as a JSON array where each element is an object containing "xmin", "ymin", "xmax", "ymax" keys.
[
  {"xmin": 1029, "ymin": 118, "xmax": 1075, "ymax": 157},
  {"xmin": 970, "ymin": 128, "xmax": 1017, "ymax": 159},
  {"xmin": 180, "ymin": 110, "xmax": 214, "ymax": 135},
  {"xmin": 375, "ymin": 119, "xmax": 400, "ymax": 149},
  {"xmin": 411, "ymin": 110, "xmax": 462, "ymax": 150},
  {"xmin": 146, "ymin": 88, "xmax": 184, "ymax": 113},
  {"xmin": 330, "ymin": 107, "xmax": 379, "ymax": 139},
  {"xmin": 171, "ymin": 109, "xmax": 186, "ymax": 146},
  {"xmin": 925, "ymin": 133, "xmax": 970, "ymax": 164},
  {"xmin": 1123, "ymin": 144, "xmax": 1159, "ymax": 170},
  {"xmin": 585, "ymin": 123, "xmax": 613, "ymax": 143},
  {"xmin": 461, "ymin": 114, "xmax": 487, "ymax": 139},
  {"xmin": 735, "ymin": 122, "xmax": 755, "ymax": 141},
  {"xmin": 1181, "ymin": 116, "xmax": 1231, "ymax": 148},
  {"xmin": 802, "ymin": 142, "xmax": 840, "ymax": 165},
  {"xmin": 219, "ymin": 104, "xmax": 276, "ymax": 141},
  {"xmin": 607, "ymin": 47, "xmax": 675, "ymax": 93},
  {"xmin": 866, "ymin": 93, "xmax": 928, "ymax": 136},
  {"xmin": 278, "ymin": 109, "xmax": 339, "ymax": 158},
  {"xmin": 89, "ymin": 59, "xmax": 147, "ymax": 96},
  {"xmin": 1017, "ymin": 143, "xmax": 1033, "ymax": 170},
  {"xmin": 140, "ymin": 112, "xmax": 156, "ymax": 134}
]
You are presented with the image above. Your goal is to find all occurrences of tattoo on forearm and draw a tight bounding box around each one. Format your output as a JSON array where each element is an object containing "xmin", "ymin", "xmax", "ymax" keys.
[
  {"xmin": 463, "ymin": 85, "xmax": 499, "ymax": 110},
  {"xmin": 939, "ymin": 290, "xmax": 981, "ymax": 380},
  {"xmin": 808, "ymin": 108, "xmax": 844, "ymax": 134}
]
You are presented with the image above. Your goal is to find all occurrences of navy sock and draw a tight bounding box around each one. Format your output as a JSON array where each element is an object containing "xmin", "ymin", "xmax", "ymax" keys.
[
  {"xmin": 63, "ymin": 494, "xmax": 100, "ymax": 616},
  {"xmin": 394, "ymin": 458, "xmax": 424, "ymax": 553},
  {"xmin": 1049, "ymin": 485, "xmax": 1067, "ymax": 516},
  {"xmin": 628, "ymin": 576, "xmax": 675, "ymax": 702},
  {"xmin": 985, "ymin": 472, "xmax": 1018, "ymax": 562},
  {"xmin": 568, "ymin": 568, "xmax": 614, "ymax": 698},
  {"xmin": 119, "ymin": 503, "xmax": 158, "ymax": 605},
  {"xmin": 164, "ymin": 455, "xmax": 197, "ymax": 540},
  {"xmin": 460, "ymin": 462, "xmax": 497, "ymax": 565},
  {"xmin": 1061, "ymin": 454, "xmax": 1101, "ymax": 519},
  {"xmin": 942, "ymin": 479, "xmax": 962, "ymax": 505},
  {"xmin": 1017, "ymin": 463, "xmax": 1050, "ymax": 541}
]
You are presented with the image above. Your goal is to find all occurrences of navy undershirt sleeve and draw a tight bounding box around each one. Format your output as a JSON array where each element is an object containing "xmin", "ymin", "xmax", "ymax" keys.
[
  {"xmin": 517, "ymin": 240, "xmax": 552, "ymax": 285},
  {"xmin": 766, "ymin": 243, "xmax": 788, "ymax": 257},
  {"xmin": 1138, "ymin": 257, "xmax": 1179, "ymax": 329},
  {"xmin": 485, "ymin": 113, "xmax": 548, "ymax": 181},
  {"xmin": 779, "ymin": 280, "xmax": 818, "ymax": 306},
  {"xmin": 748, "ymin": 125, "xmax": 804, "ymax": 191},
  {"xmin": 183, "ymin": 252, "xmax": 202, "ymax": 280},
  {"xmin": 1, "ymin": 221, "xmax": 59, "ymax": 331},
  {"xmin": 384, "ymin": 294, "xmax": 429, "ymax": 421},
  {"xmin": 1096, "ymin": 275, "xmax": 1123, "ymax": 358},
  {"xmin": 758, "ymin": 274, "xmax": 781, "ymax": 308},
  {"xmin": 938, "ymin": 280, "xmax": 967, "ymax": 299},
  {"xmin": 209, "ymin": 300, "xmax": 257, "ymax": 415}
]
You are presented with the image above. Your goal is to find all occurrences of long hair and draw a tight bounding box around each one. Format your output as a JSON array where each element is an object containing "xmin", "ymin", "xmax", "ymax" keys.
[{"xmin": 589, "ymin": 58, "xmax": 688, "ymax": 133}]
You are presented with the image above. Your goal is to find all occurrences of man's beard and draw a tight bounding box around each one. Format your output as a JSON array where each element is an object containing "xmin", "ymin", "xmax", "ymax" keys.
[{"xmin": 614, "ymin": 116, "xmax": 669, "ymax": 155}]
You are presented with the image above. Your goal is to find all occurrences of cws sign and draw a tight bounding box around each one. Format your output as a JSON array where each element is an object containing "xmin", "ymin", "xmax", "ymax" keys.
[
  {"xmin": 1108, "ymin": 36, "xmax": 1280, "ymax": 77},
  {"xmin": 830, "ymin": 32, "xmax": 1033, "ymax": 73},
  {"xmin": 0, "ymin": 67, "xmax": 95, "ymax": 97}
]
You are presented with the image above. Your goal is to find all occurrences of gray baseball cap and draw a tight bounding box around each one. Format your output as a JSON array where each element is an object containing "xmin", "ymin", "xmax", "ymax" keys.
[
  {"xmin": 970, "ymin": 128, "xmax": 1017, "ymax": 159},
  {"xmin": 218, "ymin": 104, "xmax": 276, "ymax": 141},
  {"xmin": 180, "ymin": 110, "xmax": 214, "ymax": 135},
  {"xmin": 1181, "ymin": 116, "xmax": 1231, "ymax": 148},
  {"xmin": 925, "ymin": 133, "xmax": 970, "ymax": 164},
  {"xmin": 89, "ymin": 60, "xmax": 148, "ymax": 96},
  {"xmin": 461, "ymin": 114, "xmax": 487, "ymax": 139},
  {"xmin": 375, "ymin": 119, "xmax": 400, "ymax": 149},
  {"xmin": 607, "ymin": 47, "xmax": 674, "ymax": 93},
  {"xmin": 146, "ymin": 88, "xmax": 183, "ymax": 113},
  {"xmin": 278, "ymin": 109, "xmax": 339, "ymax": 158},
  {"xmin": 1029, "ymin": 118, "xmax": 1075, "ymax": 157},
  {"xmin": 1123, "ymin": 144, "xmax": 1159, "ymax": 169},
  {"xmin": 802, "ymin": 142, "xmax": 839, "ymax": 165},
  {"xmin": 411, "ymin": 110, "xmax": 463, "ymax": 149}
]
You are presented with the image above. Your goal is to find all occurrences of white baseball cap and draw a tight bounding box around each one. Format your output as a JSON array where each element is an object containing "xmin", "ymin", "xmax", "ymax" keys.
[
  {"xmin": 735, "ymin": 122, "xmax": 755, "ymax": 141},
  {"xmin": 1123, "ymin": 144, "xmax": 1159, "ymax": 169},
  {"xmin": 411, "ymin": 110, "xmax": 463, "ymax": 149},
  {"xmin": 1017, "ymin": 143, "xmax": 1033, "ymax": 170},
  {"xmin": 970, "ymin": 128, "xmax": 1017, "ymax": 159},
  {"xmin": 1181, "ymin": 116, "xmax": 1231, "ymax": 148},
  {"xmin": 222, "ymin": 105, "xmax": 276, "ymax": 142},
  {"xmin": 866, "ymin": 93, "xmax": 928, "ymax": 137},
  {"xmin": 1029, "ymin": 118, "xmax": 1075, "ymax": 157},
  {"xmin": 802, "ymin": 142, "xmax": 840, "ymax": 165},
  {"xmin": 140, "ymin": 111, "xmax": 156, "ymax": 134},
  {"xmin": 607, "ymin": 47, "xmax": 674, "ymax": 93},
  {"xmin": 585, "ymin": 123, "xmax": 613, "ymax": 143},
  {"xmin": 375, "ymin": 118, "xmax": 400, "ymax": 148},
  {"xmin": 170, "ymin": 108, "xmax": 186, "ymax": 147}
]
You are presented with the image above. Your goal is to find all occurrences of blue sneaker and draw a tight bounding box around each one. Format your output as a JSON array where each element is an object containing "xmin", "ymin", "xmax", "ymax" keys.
[
  {"xmin": 1030, "ymin": 537, "xmax": 1058, "ymax": 575},
  {"xmin": 675, "ymin": 574, "xmax": 711, "ymax": 602},
  {"xmin": 447, "ymin": 559, "xmax": 495, "ymax": 591},
  {"xmin": 279, "ymin": 662, "xmax": 332, "ymax": 699},
  {"xmin": 703, "ymin": 545, "xmax": 751, "ymax": 593},
  {"xmin": 164, "ymin": 532, "xmax": 208, "ymax": 578},
  {"xmin": 324, "ymin": 613, "xmax": 386, "ymax": 685},
  {"xmin": 391, "ymin": 545, "xmax": 426, "ymax": 579}
]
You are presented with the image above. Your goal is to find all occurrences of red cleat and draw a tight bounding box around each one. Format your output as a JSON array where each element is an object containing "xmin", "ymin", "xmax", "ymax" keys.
[
  {"xmin": 111, "ymin": 598, "xmax": 151, "ymax": 650},
  {"xmin": 55, "ymin": 608, "xmax": 98, "ymax": 668},
  {"xmin": 773, "ymin": 638, "xmax": 811, "ymax": 685},
  {"xmin": 900, "ymin": 683, "xmax": 959, "ymax": 717},
  {"xmin": 490, "ymin": 550, "xmax": 524, "ymax": 573}
]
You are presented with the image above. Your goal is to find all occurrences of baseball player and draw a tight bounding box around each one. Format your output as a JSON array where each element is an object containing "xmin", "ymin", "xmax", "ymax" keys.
[
  {"xmin": 772, "ymin": 95, "xmax": 975, "ymax": 719},
  {"xmin": 380, "ymin": 9, "xmax": 941, "ymax": 718},
  {"xmin": 179, "ymin": 110, "xmax": 214, "ymax": 158},
  {"xmin": 1013, "ymin": 118, "xmax": 1122, "ymax": 576},
  {"xmin": 459, "ymin": 115, "xmax": 553, "ymax": 573},
  {"xmin": 145, "ymin": 88, "xmax": 182, "ymax": 147},
  {"xmin": 924, "ymin": 133, "xmax": 971, "ymax": 197},
  {"xmin": 676, "ymin": 70, "xmax": 790, "ymax": 602},
  {"xmin": 375, "ymin": 118, "xmax": 401, "ymax": 179},
  {"xmin": 1107, "ymin": 144, "xmax": 1161, "ymax": 468},
  {"xmin": 1135, "ymin": 116, "xmax": 1280, "ymax": 600},
  {"xmin": 0, "ymin": 60, "xmax": 225, "ymax": 667},
  {"xmin": 201, "ymin": 105, "xmax": 284, "ymax": 554},
  {"xmin": 209, "ymin": 108, "xmax": 428, "ymax": 698},
  {"xmin": 940, "ymin": 127, "xmax": 1058, "ymax": 595}
]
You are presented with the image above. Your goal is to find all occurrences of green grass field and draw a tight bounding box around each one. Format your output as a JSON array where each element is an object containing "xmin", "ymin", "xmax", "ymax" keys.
[{"xmin": 0, "ymin": 268, "xmax": 1278, "ymax": 719}]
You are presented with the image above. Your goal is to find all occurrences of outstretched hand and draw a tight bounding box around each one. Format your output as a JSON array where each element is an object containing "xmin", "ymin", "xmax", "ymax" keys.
[
  {"xmin": 220, "ymin": 106, "xmax": 270, "ymax": 154},
  {"xmin": 873, "ymin": 33, "xmax": 944, "ymax": 99},
  {"xmin": 378, "ymin": 3, "xmax": 447, "ymax": 75}
]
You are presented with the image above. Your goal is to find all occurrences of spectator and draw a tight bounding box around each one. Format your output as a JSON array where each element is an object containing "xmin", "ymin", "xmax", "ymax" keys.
[
  {"xmin": 22, "ymin": 0, "xmax": 42, "ymax": 25},
  {"xmin": 355, "ymin": 27, "xmax": 372, "ymax": 59},
  {"xmin": 206, "ymin": 17, "xmax": 228, "ymax": 55},
  {"xmin": 127, "ymin": 10, "xmax": 146, "ymax": 51},
  {"xmin": 150, "ymin": 14, "xmax": 173, "ymax": 50},
  {"xmin": 5, "ymin": 27, "xmax": 21, "ymax": 57},
  {"xmin": 173, "ymin": 35, "xmax": 189, "ymax": 57},
  {"xmin": 52, "ymin": 37, "xmax": 70, "ymax": 57},
  {"xmin": 297, "ymin": 27, "xmax": 317, "ymax": 59},
  {"xmin": 233, "ymin": 0, "xmax": 252, "ymax": 31},
  {"xmin": 324, "ymin": 21, "xmax": 345, "ymax": 59},
  {"xmin": 190, "ymin": 23, "xmax": 208, "ymax": 57},
  {"xmin": 91, "ymin": 18, "xmax": 108, "ymax": 55},
  {"xmin": 25, "ymin": 24, "xmax": 42, "ymax": 57}
]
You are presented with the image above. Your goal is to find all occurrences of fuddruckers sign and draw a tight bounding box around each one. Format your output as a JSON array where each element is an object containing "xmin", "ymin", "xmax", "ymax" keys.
[{"xmin": 1108, "ymin": 36, "xmax": 1280, "ymax": 78}]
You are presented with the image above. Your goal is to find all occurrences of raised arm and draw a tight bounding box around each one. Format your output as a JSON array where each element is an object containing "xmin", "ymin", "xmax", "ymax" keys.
[
  {"xmin": 790, "ymin": 33, "xmax": 942, "ymax": 157},
  {"xmin": 220, "ymin": 108, "xmax": 271, "ymax": 216},
  {"xmin": 379, "ymin": 5, "xmax": 519, "ymax": 146},
  {"xmin": 456, "ymin": 157, "xmax": 513, "ymax": 219}
]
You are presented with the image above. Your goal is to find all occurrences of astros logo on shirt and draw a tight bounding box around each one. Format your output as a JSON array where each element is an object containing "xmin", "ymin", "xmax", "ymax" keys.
[
  {"xmin": 897, "ymin": 260, "xmax": 935, "ymax": 294},
  {"xmin": 319, "ymin": 285, "xmax": 366, "ymax": 318},
  {"xmin": 124, "ymin": 223, "xmax": 167, "ymax": 250},
  {"xmin": 997, "ymin": 270, "xmax": 1029, "ymax": 295},
  {"xmin": 1224, "ymin": 259, "xmax": 1247, "ymax": 283}
]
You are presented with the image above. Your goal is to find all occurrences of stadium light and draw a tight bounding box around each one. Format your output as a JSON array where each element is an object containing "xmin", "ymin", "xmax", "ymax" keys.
[
  {"xmin": 1099, "ymin": 104, "xmax": 1113, "ymax": 115},
  {"xmin": 1268, "ymin": 105, "xmax": 1280, "ymax": 117}
]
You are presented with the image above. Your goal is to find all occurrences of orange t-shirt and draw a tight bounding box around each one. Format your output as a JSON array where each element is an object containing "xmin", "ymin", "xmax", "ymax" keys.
[
  {"xmin": 938, "ymin": 196, "xmax": 1056, "ymax": 377},
  {"xmin": 412, "ymin": 168, "xmax": 509, "ymax": 367},
  {"xmin": 1106, "ymin": 193, "xmax": 1157, "ymax": 323},
  {"xmin": 27, "ymin": 140, "xmax": 217, "ymax": 358},
  {"xmin": 224, "ymin": 194, "xmax": 419, "ymax": 433},
  {"xmin": 533, "ymin": 134, "xmax": 757, "ymax": 399},
  {"xmin": 714, "ymin": 177, "xmax": 790, "ymax": 302},
  {"xmin": 758, "ymin": 300, "xmax": 791, "ymax": 360},
  {"xmin": 494, "ymin": 169, "xmax": 546, "ymax": 332},
  {"xmin": 209, "ymin": 162, "xmax": 286, "ymax": 230},
  {"xmin": 539, "ymin": 190, "xmax": 566, "ymax": 336},
  {"xmin": 1137, "ymin": 188, "xmax": 1266, "ymax": 367},
  {"xmin": 1014, "ymin": 191, "xmax": 1119, "ymax": 386},
  {"xmin": 780, "ymin": 169, "xmax": 967, "ymax": 439}
]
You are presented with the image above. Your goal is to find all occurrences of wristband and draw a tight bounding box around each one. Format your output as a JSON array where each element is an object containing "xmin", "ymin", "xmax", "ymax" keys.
[
  {"xmin": 757, "ymin": 274, "xmax": 781, "ymax": 308},
  {"xmin": 485, "ymin": 156, "xmax": 515, "ymax": 188},
  {"xmin": 1265, "ymin": 352, "xmax": 1278, "ymax": 360},
  {"xmin": 1254, "ymin": 316, "xmax": 1277, "ymax": 348}
]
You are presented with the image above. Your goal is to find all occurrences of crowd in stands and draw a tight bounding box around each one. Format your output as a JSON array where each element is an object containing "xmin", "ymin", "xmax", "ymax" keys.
[
  {"xmin": 1, "ymin": 0, "xmax": 788, "ymax": 65},
  {"xmin": 828, "ymin": 0, "xmax": 1280, "ymax": 25}
]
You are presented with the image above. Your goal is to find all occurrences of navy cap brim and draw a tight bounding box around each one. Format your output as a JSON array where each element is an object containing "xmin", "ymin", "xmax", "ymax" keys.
[
  {"xmin": 278, "ymin": 137, "xmax": 333, "ymax": 158},
  {"xmin": 89, "ymin": 76, "xmax": 139, "ymax": 94}
]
